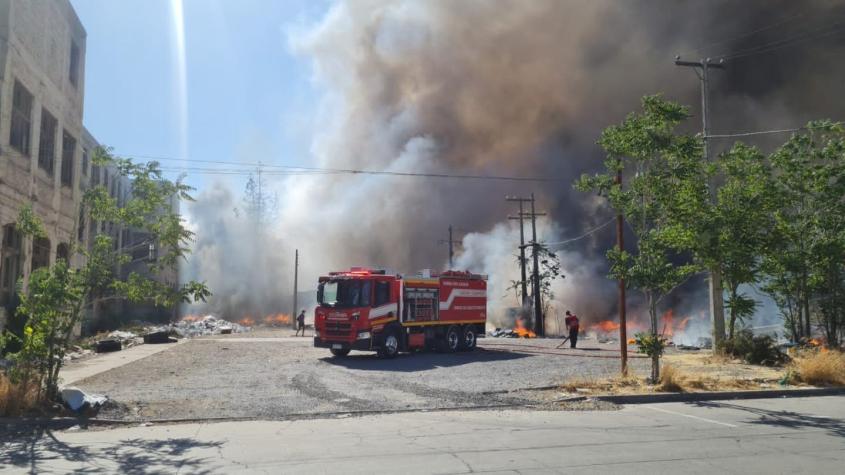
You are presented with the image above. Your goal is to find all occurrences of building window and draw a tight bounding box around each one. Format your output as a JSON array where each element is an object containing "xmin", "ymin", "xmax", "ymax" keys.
[
  {"xmin": 82, "ymin": 149, "xmax": 89, "ymax": 176},
  {"xmin": 1, "ymin": 224, "xmax": 23, "ymax": 306},
  {"xmin": 31, "ymin": 237, "xmax": 51, "ymax": 271},
  {"xmin": 10, "ymin": 81, "xmax": 33, "ymax": 155},
  {"xmin": 91, "ymin": 164, "xmax": 100, "ymax": 186},
  {"xmin": 69, "ymin": 40, "xmax": 80, "ymax": 87},
  {"xmin": 61, "ymin": 131, "xmax": 76, "ymax": 187},
  {"xmin": 56, "ymin": 243, "xmax": 70, "ymax": 262},
  {"xmin": 38, "ymin": 110, "xmax": 58, "ymax": 176},
  {"xmin": 77, "ymin": 204, "xmax": 86, "ymax": 243}
]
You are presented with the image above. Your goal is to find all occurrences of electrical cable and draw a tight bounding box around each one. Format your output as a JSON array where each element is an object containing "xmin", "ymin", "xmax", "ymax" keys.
[{"xmin": 545, "ymin": 217, "xmax": 616, "ymax": 247}]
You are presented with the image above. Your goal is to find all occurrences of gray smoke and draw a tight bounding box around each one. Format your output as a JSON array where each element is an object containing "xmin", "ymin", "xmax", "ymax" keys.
[{"xmin": 184, "ymin": 0, "xmax": 845, "ymax": 328}]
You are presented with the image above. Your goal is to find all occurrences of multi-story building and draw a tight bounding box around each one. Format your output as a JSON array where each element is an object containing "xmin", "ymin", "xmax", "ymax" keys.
[
  {"xmin": 0, "ymin": 0, "xmax": 87, "ymax": 329},
  {"xmin": 0, "ymin": 0, "xmax": 176, "ymax": 331}
]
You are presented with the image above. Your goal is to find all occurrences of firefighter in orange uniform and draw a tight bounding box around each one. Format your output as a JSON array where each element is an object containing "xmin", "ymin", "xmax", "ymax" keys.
[{"xmin": 564, "ymin": 310, "xmax": 580, "ymax": 348}]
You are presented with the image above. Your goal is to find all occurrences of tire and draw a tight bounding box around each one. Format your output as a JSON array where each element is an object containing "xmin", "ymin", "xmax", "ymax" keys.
[
  {"xmin": 441, "ymin": 325, "xmax": 461, "ymax": 353},
  {"xmin": 460, "ymin": 326, "xmax": 477, "ymax": 351},
  {"xmin": 378, "ymin": 327, "xmax": 400, "ymax": 359},
  {"xmin": 330, "ymin": 348, "xmax": 350, "ymax": 357}
]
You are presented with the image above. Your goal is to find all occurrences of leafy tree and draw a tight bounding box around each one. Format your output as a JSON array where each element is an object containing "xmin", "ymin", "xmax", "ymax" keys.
[
  {"xmin": 711, "ymin": 143, "xmax": 778, "ymax": 340},
  {"xmin": 0, "ymin": 148, "xmax": 211, "ymax": 403},
  {"xmin": 576, "ymin": 95, "xmax": 700, "ymax": 381},
  {"xmin": 764, "ymin": 122, "xmax": 845, "ymax": 345}
]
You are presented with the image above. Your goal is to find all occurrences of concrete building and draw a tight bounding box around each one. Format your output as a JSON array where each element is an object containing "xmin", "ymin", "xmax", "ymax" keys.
[
  {"xmin": 0, "ymin": 0, "xmax": 176, "ymax": 332},
  {"xmin": 0, "ymin": 0, "xmax": 87, "ymax": 329}
]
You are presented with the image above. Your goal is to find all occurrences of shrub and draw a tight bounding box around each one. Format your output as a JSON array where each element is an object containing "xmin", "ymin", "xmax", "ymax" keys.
[
  {"xmin": 0, "ymin": 372, "xmax": 41, "ymax": 417},
  {"xmin": 791, "ymin": 350, "xmax": 845, "ymax": 386},
  {"xmin": 719, "ymin": 329, "xmax": 788, "ymax": 366},
  {"xmin": 657, "ymin": 365, "xmax": 685, "ymax": 392}
]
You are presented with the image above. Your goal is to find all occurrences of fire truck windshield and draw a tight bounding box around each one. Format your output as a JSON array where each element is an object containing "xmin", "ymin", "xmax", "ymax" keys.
[{"xmin": 318, "ymin": 280, "xmax": 371, "ymax": 308}]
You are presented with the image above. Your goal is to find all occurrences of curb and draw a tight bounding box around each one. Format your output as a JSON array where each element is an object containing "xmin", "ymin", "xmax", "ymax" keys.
[{"xmin": 592, "ymin": 386, "xmax": 845, "ymax": 404}]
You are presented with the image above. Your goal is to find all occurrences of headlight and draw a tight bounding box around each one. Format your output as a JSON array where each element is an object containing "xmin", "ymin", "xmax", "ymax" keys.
[
  {"xmin": 357, "ymin": 331, "xmax": 371, "ymax": 340},
  {"xmin": 314, "ymin": 331, "xmax": 320, "ymax": 338}
]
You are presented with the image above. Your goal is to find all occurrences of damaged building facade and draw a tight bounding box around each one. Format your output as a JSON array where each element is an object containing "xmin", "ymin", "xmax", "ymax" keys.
[{"xmin": 0, "ymin": 0, "xmax": 176, "ymax": 332}]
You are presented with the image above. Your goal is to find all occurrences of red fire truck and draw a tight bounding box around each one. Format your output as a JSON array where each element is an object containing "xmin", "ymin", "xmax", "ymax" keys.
[{"xmin": 313, "ymin": 267, "xmax": 487, "ymax": 358}]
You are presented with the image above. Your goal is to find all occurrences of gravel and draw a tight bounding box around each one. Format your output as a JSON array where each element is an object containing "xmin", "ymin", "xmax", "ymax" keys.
[{"xmin": 72, "ymin": 332, "xmax": 647, "ymax": 421}]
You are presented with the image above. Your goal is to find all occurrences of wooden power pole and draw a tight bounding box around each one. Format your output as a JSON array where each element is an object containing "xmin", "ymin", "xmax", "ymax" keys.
[
  {"xmin": 675, "ymin": 55, "xmax": 726, "ymax": 349},
  {"xmin": 438, "ymin": 225, "xmax": 461, "ymax": 269},
  {"xmin": 292, "ymin": 249, "xmax": 299, "ymax": 330},
  {"xmin": 616, "ymin": 170, "xmax": 628, "ymax": 375},
  {"xmin": 507, "ymin": 197, "xmax": 530, "ymax": 315},
  {"xmin": 508, "ymin": 195, "xmax": 546, "ymax": 336}
]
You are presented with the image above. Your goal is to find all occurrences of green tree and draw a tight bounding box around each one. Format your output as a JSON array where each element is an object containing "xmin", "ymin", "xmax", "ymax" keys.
[
  {"xmin": 707, "ymin": 143, "xmax": 778, "ymax": 340},
  {"xmin": 1, "ymin": 148, "xmax": 210, "ymax": 403},
  {"xmin": 764, "ymin": 122, "xmax": 845, "ymax": 345},
  {"xmin": 576, "ymin": 96, "xmax": 700, "ymax": 381}
]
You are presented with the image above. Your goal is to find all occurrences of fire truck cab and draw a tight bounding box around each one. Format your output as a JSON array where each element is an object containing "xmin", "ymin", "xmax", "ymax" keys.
[{"xmin": 313, "ymin": 267, "xmax": 487, "ymax": 358}]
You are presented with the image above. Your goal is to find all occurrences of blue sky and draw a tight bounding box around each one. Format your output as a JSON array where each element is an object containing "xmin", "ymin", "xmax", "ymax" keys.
[{"xmin": 71, "ymin": 0, "xmax": 332, "ymax": 191}]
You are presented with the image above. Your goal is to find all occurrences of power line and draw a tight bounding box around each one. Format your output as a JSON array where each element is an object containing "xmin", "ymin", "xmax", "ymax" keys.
[
  {"xmin": 706, "ymin": 121, "xmax": 842, "ymax": 139},
  {"xmin": 121, "ymin": 152, "xmax": 563, "ymax": 182},
  {"xmin": 679, "ymin": 12, "xmax": 805, "ymax": 58},
  {"xmin": 546, "ymin": 217, "xmax": 615, "ymax": 247},
  {"xmin": 721, "ymin": 19, "xmax": 845, "ymax": 61}
]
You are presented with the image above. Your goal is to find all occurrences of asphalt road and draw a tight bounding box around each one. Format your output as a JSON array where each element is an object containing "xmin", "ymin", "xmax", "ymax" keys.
[
  {"xmin": 3, "ymin": 396, "xmax": 844, "ymax": 474},
  {"xmin": 64, "ymin": 334, "xmax": 648, "ymax": 421}
]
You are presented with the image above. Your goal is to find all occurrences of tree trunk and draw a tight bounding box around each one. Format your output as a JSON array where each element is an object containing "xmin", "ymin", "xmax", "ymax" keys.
[
  {"xmin": 803, "ymin": 290, "xmax": 811, "ymax": 339},
  {"xmin": 728, "ymin": 285, "xmax": 739, "ymax": 340},
  {"xmin": 648, "ymin": 292, "xmax": 660, "ymax": 383}
]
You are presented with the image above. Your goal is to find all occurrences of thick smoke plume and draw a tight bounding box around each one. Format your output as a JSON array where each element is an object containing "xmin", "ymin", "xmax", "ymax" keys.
[{"xmin": 184, "ymin": 0, "xmax": 845, "ymax": 330}]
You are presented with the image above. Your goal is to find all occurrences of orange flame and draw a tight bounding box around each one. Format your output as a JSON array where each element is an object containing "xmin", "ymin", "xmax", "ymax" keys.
[
  {"xmin": 263, "ymin": 313, "xmax": 291, "ymax": 326},
  {"xmin": 239, "ymin": 317, "xmax": 255, "ymax": 327},
  {"xmin": 808, "ymin": 338, "xmax": 822, "ymax": 347},
  {"xmin": 514, "ymin": 318, "xmax": 536, "ymax": 338},
  {"xmin": 591, "ymin": 320, "xmax": 620, "ymax": 333}
]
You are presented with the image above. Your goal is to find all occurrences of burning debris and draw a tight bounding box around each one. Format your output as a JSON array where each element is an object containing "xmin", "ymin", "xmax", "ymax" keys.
[
  {"xmin": 587, "ymin": 309, "xmax": 708, "ymax": 346},
  {"xmin": 489, "ymin": 318, "xmax": 537, "ymax": 339}
]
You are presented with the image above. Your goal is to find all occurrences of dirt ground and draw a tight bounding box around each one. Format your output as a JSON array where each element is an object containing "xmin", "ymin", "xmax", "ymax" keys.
[
  {"xmin": 65, "ymin": 329, "xmax": 794, "ymax": 421},
  {"xmin": 68, "ymin": 330, "xmax": 649, "ymax": 421}
]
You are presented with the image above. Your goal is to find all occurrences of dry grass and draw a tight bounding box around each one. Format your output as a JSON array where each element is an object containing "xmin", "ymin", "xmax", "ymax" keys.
[
  {"xmin": 657, "ymin": 365, "xmax": 685, "ymax": 392},
  {"xmin": 790, "ymin": 349, "xmax": 845, "ymax": 386},
  {"xmin": 0, "ymin": 372, "xmax": 42, "ymax": 417},
  {"xmin": 559, "ymin": 361, "xmax": 773, "ymax": 396}
]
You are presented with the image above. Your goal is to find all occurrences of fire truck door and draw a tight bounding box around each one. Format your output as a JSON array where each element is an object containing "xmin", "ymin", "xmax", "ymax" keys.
[{"xmin": 403, "ymin": 288, "xmax": 439, "ymax": 323}]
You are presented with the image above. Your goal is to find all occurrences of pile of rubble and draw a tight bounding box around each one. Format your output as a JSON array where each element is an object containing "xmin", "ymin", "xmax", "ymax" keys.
[
  {"xmin": 87, "ymin": 315, "xmax": 249, "ymax": 355},
  {"xmin": 488, "ymin": 328, "xmax": 517, "ymax": 338},
  {"xmin": 167, "ymin": 315, "xmax": 251, "ymax": 338}
]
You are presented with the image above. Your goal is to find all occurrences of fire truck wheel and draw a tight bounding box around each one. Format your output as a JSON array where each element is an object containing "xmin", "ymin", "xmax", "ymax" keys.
[
  {"xmin": 378, "ymin": 328, "xmax": 400, "ymax": 359},
  {"xmin": 330, "ymin": 348, "xmax": 350, "ymax": 357},
  {"xmin": 443, "ymin": 326, "xmax": 461, "ymax": 353},
  {"xmin": 460, "ymin": 327, "xmax": 477, "ymax": 351}
]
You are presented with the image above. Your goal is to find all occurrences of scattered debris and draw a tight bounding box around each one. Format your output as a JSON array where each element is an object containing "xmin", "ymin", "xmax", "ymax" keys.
[
  {"xmin": 676, "ymin": 344, "xmax": 701, "ymax": 351},
  {"xmin": 95, "ymin": 339, "xmax": 122, "ymax": 353},
  {"xmin": 143, "ymin": 331, "xmax": 177, "ymax": 344},
  {"xmin": 167, "ymin": 315, "xmax": 250, "ymax": 338},
  {"xmin": 61, "ymin": 387, "xmax": 108, "ymax": 412}
]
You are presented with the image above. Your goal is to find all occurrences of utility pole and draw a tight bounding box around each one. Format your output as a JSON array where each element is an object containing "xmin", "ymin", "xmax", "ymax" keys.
[
  {"xmin": 292, "ymin": 248, "xmax": 299, "ymax": 330},
  {"xmin": 675, "ymin": 55, "xmax": 726, "ymax": 349},
  {"xmin": 438, "ymin": 225, "xmax": 461, "ymax": 269},
  {"xmin": 508, "ymin": 195, "xmax": 546, "ymax": 336},
  {"xmin": 616, "ymin": 170, "xmax": 628, "ymax": 375},
  {"xmin": 506, "ymin": 197, "xmax": 530, "ymax": 314},
  {"xmin": 528, "ymin": 193, "xmax": 546, "ymax": 337}
]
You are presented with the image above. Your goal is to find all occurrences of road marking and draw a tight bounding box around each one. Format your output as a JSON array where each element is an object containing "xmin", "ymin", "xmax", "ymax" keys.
[{"xmin": 643, "ymin": 405, "xmax": 738, "ymax": 428}]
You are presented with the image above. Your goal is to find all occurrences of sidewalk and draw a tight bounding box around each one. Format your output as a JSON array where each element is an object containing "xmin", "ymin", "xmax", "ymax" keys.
[{"xmin": 60, "ymin": 341, "xmax": 184, "ymax": 386}]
